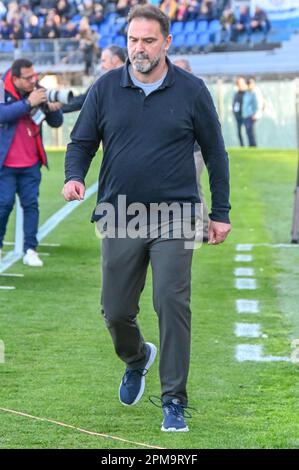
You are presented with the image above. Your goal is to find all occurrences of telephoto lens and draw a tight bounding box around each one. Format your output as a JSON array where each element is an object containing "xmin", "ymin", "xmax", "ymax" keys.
[{"xmin": 46, "ymin": 89, "xmax": 74, "ymax": 104}]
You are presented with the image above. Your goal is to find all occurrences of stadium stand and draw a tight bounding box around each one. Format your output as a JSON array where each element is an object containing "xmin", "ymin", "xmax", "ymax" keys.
[{"xmin": 0, "ymin": 0, "xmax": 299, "ymax": 72}]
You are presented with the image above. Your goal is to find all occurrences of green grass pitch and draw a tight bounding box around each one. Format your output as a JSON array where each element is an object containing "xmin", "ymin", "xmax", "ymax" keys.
[{"xmin": 0, "ymin": 148, "xmax": 299, "ymax": 449}]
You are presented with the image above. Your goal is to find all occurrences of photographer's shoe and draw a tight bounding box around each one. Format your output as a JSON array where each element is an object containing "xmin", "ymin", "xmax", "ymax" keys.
[
  {"xmin": 119, "ymin": 342, "xmax": 157, "ymax": 406},
  {"xmin": 23, "ymin": 249, "xmax": 43, "ymax": 267}
]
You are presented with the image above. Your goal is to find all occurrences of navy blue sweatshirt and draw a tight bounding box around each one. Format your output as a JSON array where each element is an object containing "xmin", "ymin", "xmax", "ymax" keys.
[{"xmin": 65, "ymin": 58, "xmax": 231, "ymax": 223}]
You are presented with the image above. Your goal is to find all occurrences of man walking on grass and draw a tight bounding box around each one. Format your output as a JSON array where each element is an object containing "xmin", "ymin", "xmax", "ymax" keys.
[{"xmin": 63, "ymin": 5, "xmax": 231, "ymax": 432}]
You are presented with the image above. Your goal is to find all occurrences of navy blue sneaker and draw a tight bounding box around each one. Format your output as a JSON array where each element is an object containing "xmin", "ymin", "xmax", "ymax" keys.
[
  {"xmin": 119, "ymin": 342, "xmax": 157, "ymax": 406},
  {"xmin": 161, "ymin": 399, "xmax": 189, "ymax": 432}
]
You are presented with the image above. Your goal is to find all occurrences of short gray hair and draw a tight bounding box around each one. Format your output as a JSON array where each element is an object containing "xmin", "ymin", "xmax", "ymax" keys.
[{"xmin": 127, "ymin": 4, "xmax": 170, "ymax": 38}]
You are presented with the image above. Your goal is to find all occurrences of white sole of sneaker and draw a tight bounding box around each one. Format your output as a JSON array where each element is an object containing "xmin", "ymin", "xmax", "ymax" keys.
[
  {"xmin": 119, "ymin": 342, "xmax": 157, "ymax": 406},
  {"xmin": 23, "ymin": 261, "xmax": 43, "ymax": 267},
  {"xmin": 161, "ymin": 425, "xmax": 189, "ymax": 432}
]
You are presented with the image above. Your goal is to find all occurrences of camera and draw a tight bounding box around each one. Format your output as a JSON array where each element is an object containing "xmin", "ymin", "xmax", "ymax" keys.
[
  {"xmin": 45, "ymin": 89, "xmax": 73, "ymax": 105},
  {"xmin": 30, "ymin": 87, "xmax": 73, "ymax": 126}
]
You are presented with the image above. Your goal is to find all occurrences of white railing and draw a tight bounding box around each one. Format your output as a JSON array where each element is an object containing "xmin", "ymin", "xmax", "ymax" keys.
[{"xmin": 0, "ymin": 38, "xmax": 91, "ymax": 70}]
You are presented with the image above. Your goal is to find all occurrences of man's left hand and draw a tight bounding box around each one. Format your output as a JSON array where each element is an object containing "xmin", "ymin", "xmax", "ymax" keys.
[
  {"xmin": 47, "ymin": 102, "xmax": 62, "ymax": 112},
  {"xmin": 208, "ymin": 220, "xmax": 231, "ymax": 245}
]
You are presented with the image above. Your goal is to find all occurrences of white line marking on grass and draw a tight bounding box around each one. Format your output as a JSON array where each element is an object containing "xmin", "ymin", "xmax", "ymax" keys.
[
  {"xmin": 234, "ymin": 268, "xmax": 254, "ymax": 277},
  {"xmin": 3, "ymin": 242, "xmax": 61, "ymax": 247},
  {"xmin": 262, "ymin": 355, "xmax": 291, "ymax": 362},
  {"xmin": 0, "ymin": 340, "xmax": 4, "ymax": 363},
  {"xmin": 235, "ymin": 345, "xmax": 290, "ymax": 362},
  {"xmin": 0, "ymin": 407, "xmax": 165, "ymax": 450},
  {"xmin": 37, "ymin": 243, "xmax": 61, "ymax": 247},
  {"xmin": 0, "ymin": 286, "xmax": 15, "ymax": 290},
  {"xmin": 0, "ymin": 182, "xmax": 98, "ymax": 275},
  {"xmin": 236, "ymin": 299, "xmax": 260, "ymax": 314},
  {"xmin": 37, "ymin": 253, "xmax": 50, "ymax": 256},
  {"xmin": 252, "ymin": 243, "xmax": 299, "ymax": 248},
  {"xmin": 235, "ymin": 243, "xmax": 299, "ymax": 249},
  {"xmin": 236, "ymin": 344, "xmax": 262, "ymax": 361},
  {"xmin": 0, "ymin": 251, "xmax": 21, "ymax": 274},
  {"xmin": 236, "ymin": 244, "xmax": 253, "ymax": 251},
  {"xmin": 235, "ymin": 278, "xmax": 257, "ymax": 290},
  {"xmin": 37, "ymin": 182, "xmax": 98, "ymax": 242},
  {"xmin": 235, "ymin": 323, "xmax": 261, "ymax": 338},
  {"xmin": 235, "ymin": 255, "xmax": 253, "ymax": 262},
  {"xmin": 233, "ymin": 245, "xmax": 291, "ymax": 363},
  {"xmin": 0, "ymin": 273, "xmax": 24, "ymax": 278}
]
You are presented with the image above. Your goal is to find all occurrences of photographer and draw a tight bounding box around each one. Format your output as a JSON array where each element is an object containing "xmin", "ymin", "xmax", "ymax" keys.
[{"xmin": 0, "ymin": 58, "xmax": 63, "ymax": 267}]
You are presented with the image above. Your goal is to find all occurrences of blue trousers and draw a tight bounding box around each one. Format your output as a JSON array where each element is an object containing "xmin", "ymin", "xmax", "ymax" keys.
[
  {"xmin": 235, "ymin": 116, "xmax": 245, "ymax": 147},
  {"xmin": 244, "ymin": 117, "xmax": 257, "ymax": 147},
  {"xmin": 0, "ymin": 163, "xmax": 42, "ymax": 252}
]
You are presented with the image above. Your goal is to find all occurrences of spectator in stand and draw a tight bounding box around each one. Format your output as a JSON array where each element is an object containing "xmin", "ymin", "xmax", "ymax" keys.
[
  {"xmin": 130, "ymin": 0, "xmax": 142, "ymax": 10},
  {"xmin": 217, "ymin": 0, "xmax": 231, "ymax": 16},
  {"xmin": 77, "ymin": 0, "xmax": 95, "ymax": 18},
  {"xmin": 231, "ymin": 4, "xmax": 251, "ymax": 42},
  {"xmin": 45, "ymin": 8, "xmax": 61, "ymax": 26},
  {"xmin": 25, "ymin": 15, "xmax": 40, "ymax": 40},
  {"xmin": 116, "ymin": 0, "xmax": 130, "ymax": 18},
  {"xmin": 250, "ymin": 5, "xmax": 271, "ymax": 40},
  {"xmin": 160, "ymin": 0, "xmax": 178, "ymax": 22},
  {"xmin": 29, "ymin": 0, "xmax": 42, "ymax": 15},
  {"xmin": 232, "ymin": 75, "xmax": 247, "ymax": 147},
  {"xmin": 198, "ymin": 0, "xmax": 217, "ymax": 22},
  {"xmin": 0, "ymin": 1, "xmax": 6, "ymax": 20},
  {"xmin": 56, "ymin": 0, "xmax": 77, "ymax": 21},
  {"xmin": 0, "ymin": 19, "xmax": 11, "ymax": 39},
  {"xmin": 184, "ymin": 0, "xmax": 201, "ymax": 22},
  {"xmin": 10, "ymin": 21, "xmax": 24, "ymax": 42},
  {"xmin": 40, "ymin": 17, "xmax": 60, "ymax": 38},
  {"xmin": 76, "ymin": 16, "xmax": 98, "ymax": 75},
  {"xmin": 176, "ymin": 0, "xmax": 188, "ymax": 22},
  {"xmin": 19, "ymin": 2, "xmax": 34, "ymax": 29},
  {"xmin": 6, "ymin": 1, "xmax": 20, "ymax": 25},
  {"xmin": 89, "ymin": 3, "xmax": 104, "ymax": 26},
  {"xmin": 60, "ymin": 21, "xmax": 77, "ymax": 38},
  {"xmin": 220, "ymin": 6, "xmax": 236, "ymax": 42},
  {"xmin": 37, "ymin": 0, "xmax": 57, "ymax": 17},
  {"xmin": 25, "ymin": 14, "xmax": 40, "ymax": 53}
]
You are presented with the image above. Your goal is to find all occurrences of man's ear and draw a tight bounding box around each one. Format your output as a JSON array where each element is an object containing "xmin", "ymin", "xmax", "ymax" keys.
[{"xmin": 165, "ymin": 34, "xmax": 172, "ymax": 52}]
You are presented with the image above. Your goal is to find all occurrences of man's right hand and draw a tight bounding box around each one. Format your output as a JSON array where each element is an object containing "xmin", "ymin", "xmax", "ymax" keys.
[
  {"xmin": 62, "ymin": 181, "xmax": 85, "ymax": 201},
  {"xmin": 28, "ymin": 88, "xmax": 47, "ymax": 107},
  {"xmin": 208, "ymin": 220, "xmax": 231, "ymax": 245}
]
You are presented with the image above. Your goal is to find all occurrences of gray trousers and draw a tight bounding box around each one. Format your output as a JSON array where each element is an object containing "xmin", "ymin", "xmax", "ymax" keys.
[{"xmin": 101, "ymin": 235, "xmax": 194, "ymax": 406}]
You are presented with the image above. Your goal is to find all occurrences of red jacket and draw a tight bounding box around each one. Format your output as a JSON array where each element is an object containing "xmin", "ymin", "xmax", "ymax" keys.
[{"xmin": 0, "ymin": 69, "xmax": 63, "ymax": 170}]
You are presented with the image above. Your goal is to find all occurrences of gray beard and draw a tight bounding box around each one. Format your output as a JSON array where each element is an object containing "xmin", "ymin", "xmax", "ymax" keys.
[{"xmin": 131, "ymin": 53, "xmax": 161, "ymax": 74}]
